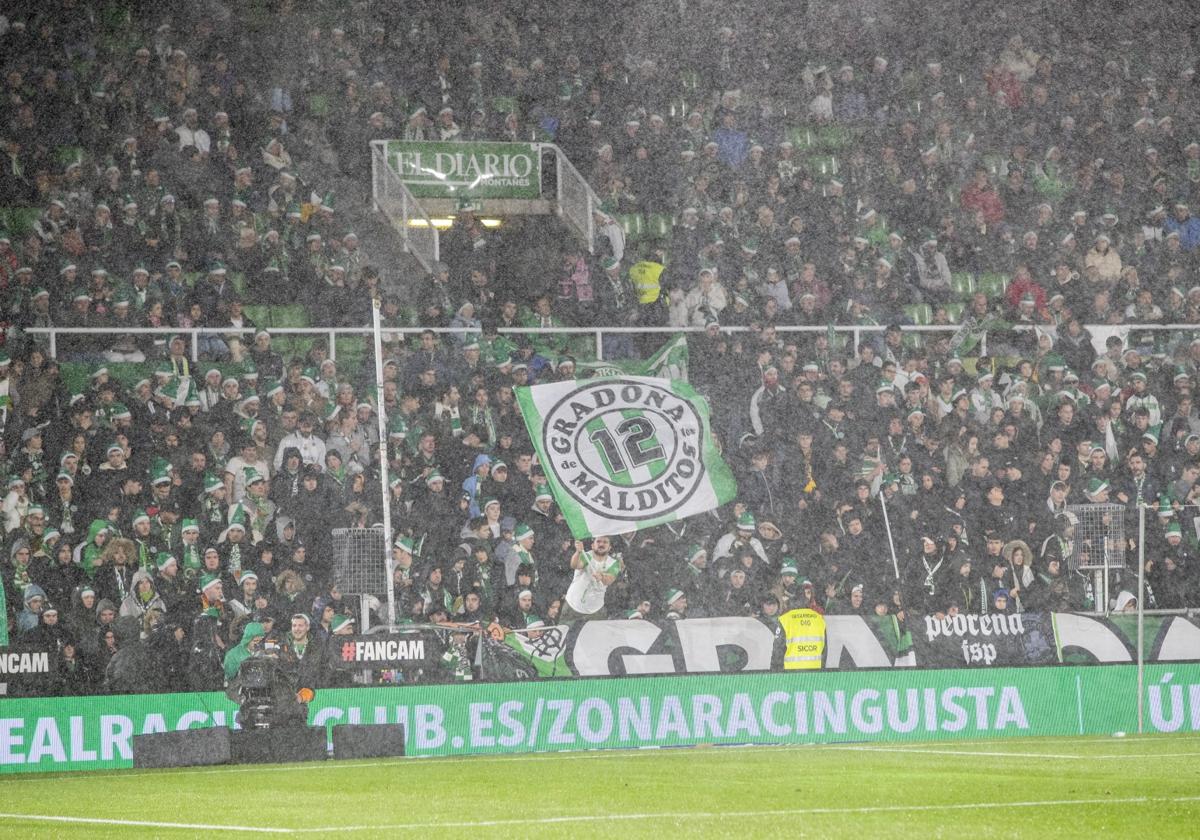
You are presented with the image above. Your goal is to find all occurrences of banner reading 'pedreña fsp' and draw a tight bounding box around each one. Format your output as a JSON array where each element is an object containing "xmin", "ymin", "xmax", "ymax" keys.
[
  {"xmin": 515, "ymin": 377, "xmax": 737, "ymax": 539},
  {"xmin": 385, "ymin": 140, "xmax": 541, "ymax": 199}
]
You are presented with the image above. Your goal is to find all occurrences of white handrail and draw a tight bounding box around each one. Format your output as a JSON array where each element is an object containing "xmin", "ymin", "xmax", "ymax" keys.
[{"xmin": 22, "ymin": 323, "xmax": 1198, "ymax": 364}]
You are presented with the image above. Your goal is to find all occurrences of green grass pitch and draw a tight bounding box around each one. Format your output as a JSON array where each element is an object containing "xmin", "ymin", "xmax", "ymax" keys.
[{"xmin": 2, "ymin": 734, "xmax": 1199, "ymax": 838}]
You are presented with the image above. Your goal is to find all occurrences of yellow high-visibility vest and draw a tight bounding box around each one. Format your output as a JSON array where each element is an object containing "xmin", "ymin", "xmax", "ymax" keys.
[
  {"xmin": 629, "ymin": 260, "xmax": 664, "ymax": 304},
  {"xmin": 778, "ymin": 608, "xmax": 826, "ymax": 670}
]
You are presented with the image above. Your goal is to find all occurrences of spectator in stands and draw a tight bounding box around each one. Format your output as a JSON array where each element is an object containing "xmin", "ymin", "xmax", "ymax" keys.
[{"xmin": 2, "ymin": 2, "xmax": 1200, "ymax": 694}]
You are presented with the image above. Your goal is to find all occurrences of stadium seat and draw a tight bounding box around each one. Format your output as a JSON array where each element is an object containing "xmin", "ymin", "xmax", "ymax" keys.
[
  {"xmin": 271, "ymin": 305, "xmax": 311, "ymax": 328},
  {"xmin": 335, "ymin": 336, "xmax": 367, "ymax": 370},
  {"xmin": 0, "ymin": 207, "xmax": 41, "ymax": 238},
  {"xmin": 60, "ymin": 361, "xmax": 246, "ymax": 395},
  {"xmin": 816, "ymin": 125, "xmax": 853, "ymax": 150},
  {"xmin": 806, "ymin": 154, "xmax": 838, "ymax": 179},
  {"xmin": 787, "ymin": 127, "xmax": 818, "ymax": 150},
  {"xmin": 55, "ymin": 146, "xmax": 85, "ymax": 168},
  {"xmin": 943, "ymin": 302, "xmax": 964, "ymax": 323},
  {"xmin": 903, "ymin": 304, "xmax": 932, "ymax": 325},
  {"xmin": 902, "ymin": 332, "xmax": 925, "ymax": 350},
  {"xmin": 618, "ymin": 214, "xmax": 645, "ymax": 241},
  {"xmin": 977, "ymin": 273, "xmax": 1010, "ymax": 299},
  {"xmin": 244, "ymin": 305, "xmax": 271, "ymax": 327},
  {"xmin": 951, "ymin": 273, "xmax": 976, "ymax": 298},
  {"xmin": 644, "ymin": 213, "xmax": 672, "ymax": 240}
]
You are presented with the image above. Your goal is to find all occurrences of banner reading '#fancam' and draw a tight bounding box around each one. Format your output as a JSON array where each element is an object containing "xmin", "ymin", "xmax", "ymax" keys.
[
  {"xmin": 1, "ymin": 665, "xmax": 1198, "ymax": 773},
  {"xmin": 515, "ymin": 376, "xmax": 737, "ymax": 539}
]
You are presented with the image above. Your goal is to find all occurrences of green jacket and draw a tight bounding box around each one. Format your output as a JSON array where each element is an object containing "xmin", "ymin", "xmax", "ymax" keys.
[
  {"xmin": 223, "ymin": 621, "xmax": 266, "ymax": 680},
  {"xmin": 80, "ymin": 519, "xmax": 111, "ymax": 577}
]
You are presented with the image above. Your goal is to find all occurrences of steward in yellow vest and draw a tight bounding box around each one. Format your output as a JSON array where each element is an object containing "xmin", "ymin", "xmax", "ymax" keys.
[{"xmin": 776, "ymin": 607, "xmax": 826, "ymax": 669}]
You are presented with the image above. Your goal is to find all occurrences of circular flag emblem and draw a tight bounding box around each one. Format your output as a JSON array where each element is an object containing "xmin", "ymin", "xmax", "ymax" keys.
[{"xmin": 542, "ymin": 379, "xmax": 706, "ymax": 521}]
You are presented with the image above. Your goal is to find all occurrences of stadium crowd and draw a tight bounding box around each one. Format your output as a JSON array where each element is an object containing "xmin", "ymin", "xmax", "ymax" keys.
[{"xmin": 1, "ymin": 1, "xmax": 1200, "ymax": 694}]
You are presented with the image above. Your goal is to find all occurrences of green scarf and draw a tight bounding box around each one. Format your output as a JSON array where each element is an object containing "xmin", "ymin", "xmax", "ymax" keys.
[
  {"xmin": 137, "ymin": 540, "xmax": 154, "ymax": 570},
  {"xmin": 227, "ymin": 544, "xmax": 243, "ymax": 575},
  {"xmin": 182, "ymin": 543, "xmax": 202, "ymax": 571}
]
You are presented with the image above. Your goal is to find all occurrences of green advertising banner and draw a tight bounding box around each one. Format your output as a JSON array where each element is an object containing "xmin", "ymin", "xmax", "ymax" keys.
[
  {"xmin": 384, "ymin": 140, "xmax": 542, "ymax": 199},
  {"xmin": 1, "ymin": 664, "xmax": 1198, "ymax": 774}
]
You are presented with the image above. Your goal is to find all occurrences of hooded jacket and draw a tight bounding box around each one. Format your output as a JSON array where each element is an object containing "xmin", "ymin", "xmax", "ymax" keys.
[
  {"xmin": 5, "ymin": 538, "xmax": 44, "ymax": 600},
  {"xmin": 77, "ymin": 519, "xmax": 111, "ymax": 576},
  {"xmin": 462, "ymin": 453, "xmax": 492, "ymax": 517},
  {"xmin": 119, "ymin": 568, "xmax": 167, "ymax": 621},
  {"xmin": 16, "ymin": 583, "xmax": 47, "ymax": 633},
  {"xmin": 223, "ymin": 621, "xmax": 266, "ymax": 680},
  {"xmin": 66, "ymin": 583, "xmax": 99, "ymax": 642}
]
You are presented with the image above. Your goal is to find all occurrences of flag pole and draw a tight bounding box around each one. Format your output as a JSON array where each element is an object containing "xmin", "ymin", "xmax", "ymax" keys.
[
  {"xmin": 879, "ymin": 492, "xmax": 901, "ymax": 580},
  {"xmin": 1136, "ymin": 502, "xmax": 1145, "ymax": 734},
  {"xmin": 373, "ymin": 298, "xmax": 397, "ymax": 629}
]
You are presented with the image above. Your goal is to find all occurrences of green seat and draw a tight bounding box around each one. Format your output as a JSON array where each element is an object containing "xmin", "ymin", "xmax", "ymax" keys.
[
  {"xmin": 787, "ymin": 126, "xmax": 819, "ymax": 150},
  {"xmin": 942, "ymin": 302, "xmax": 964, "ymax": 323},
  {"xmin": 902, "ymin": 332, "xmax": 925, "ymax": 350},
  {"xmin": 60, "ymin": 362, "xmax": 151, "ymax": 395},
  {"xmin": 815, "ymin": 125, "xmax": 853, "ymax": 150},
  {"xmin": 492, "ymin": 96, "xmax": 518, "ymax": 115},
  {"xmin": 55, "ymin": 146, "xmax": 85, "ymax": 168},
  {"xmin": 806, "ymin": 154, "xmax": 838, "ymax": 179},
  {"xmin": 977, "ymin": 273, "xmax": 1009, "ymax": 300},
  {"xmin": 244, "ymin": 305, "xmax": 271, "ymax": 326},
  {"xmin": 264, "ymin": 305, "xmax": 312, "ymax": 359},
  {"xmin": 308, "ymin": 94, "xmax": 331, "ymax": 118},
  {"xmin": 903, "ymin": 304, "xmax": 932, "ymax": 326},
  {"xmin": 618, "ymin": 214, "xmax": 645, "ymax": 241},
  {"xmin": 644, "ymin": 213, "xmax": 672, "ymax": 239},
  {"xmin": 951, "ymin": 273, "xmax": 976, "ymax": 298},
  {"xmin": 271, "ymin": 305, "xmax": 310, "ymax": 328},
  {"xmin": 335, "ymin": 336, "xmax": 368, "ymax": 370},
  {"xmin": 59, "ymin": 361, "xmax": 247, "ymax": 395},
  {"xmin": 0, "ymin": 207, "xmax": 41, "ymax": 237}
]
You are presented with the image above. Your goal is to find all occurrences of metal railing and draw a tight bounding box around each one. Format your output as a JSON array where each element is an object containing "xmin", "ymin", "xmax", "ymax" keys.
[
  {"xmin": 1066, "ymin": 503, "xmax": 1127, "ymax": 616},
  {"xmin": 547, "ymin": 144, "xmax": 599, "ymax": 253},
  {"xmin": 21, "ymin": 322, "xmax": 1200, "ymax": 365},
  {"xmin": 370, "ymin": 140, "xmax": 439, "ymax": 272},
  {"xmin": 21, "ymin": 323, "xmax": 944, "ymax": 364}
]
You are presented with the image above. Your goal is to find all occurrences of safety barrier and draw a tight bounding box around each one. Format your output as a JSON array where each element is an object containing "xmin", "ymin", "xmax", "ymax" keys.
[{"xmin": 370, "ymin": 140, "xmax": 440, "ymax": 272}]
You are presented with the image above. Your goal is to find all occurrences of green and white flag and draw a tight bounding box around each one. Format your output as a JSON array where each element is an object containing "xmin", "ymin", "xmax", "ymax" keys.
[
  {"xmin": 0, "ymin": 575, "xmax": 7, "ymax": 646},
  {"xmin": 503, "ymin": 626, "xmax": 570, "ymax": 677},
  {"xmin": 575, "ymin": 334, "xmax": 689, "ymax": 381},
  {"xmin": 516, "ymin": 375, "xmax": 737, "ymax": 539}
]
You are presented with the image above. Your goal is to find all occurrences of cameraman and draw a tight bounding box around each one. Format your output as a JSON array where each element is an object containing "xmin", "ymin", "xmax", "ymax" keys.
[{"xmin": 223, "ymin": 622, "xmax": 267, "ymax": 682}]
